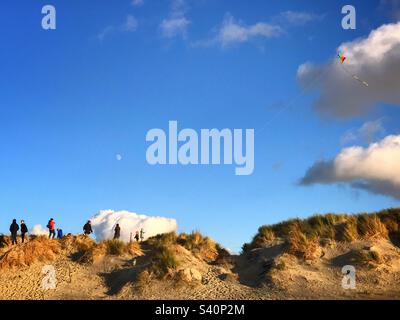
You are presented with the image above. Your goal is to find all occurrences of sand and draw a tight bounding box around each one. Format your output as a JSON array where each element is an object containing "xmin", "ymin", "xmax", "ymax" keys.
[{"xmin": 1, "ymin": 237, "xmax": 399, "ymax": 300}]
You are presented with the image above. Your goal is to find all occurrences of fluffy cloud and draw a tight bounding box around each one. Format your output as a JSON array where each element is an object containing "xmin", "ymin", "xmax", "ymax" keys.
[
  {"xmin": 90, "ymin": 210, "xmax": 177, "ymax": 242},
  {"xmin": 300, "ymin": 134, "xmax": 400, "ymax": 199},
  {"xmin": 193, "ymin": 14, "xmax": 282, "ymax": 48},
  {"xmin": 160, "ymin": 0, "xmax": 190, "ymax": 39},
  {"xmin": 30, "ymin": 224, "xmax": 49, "ymax": 236},
  {"xmin": 297, "ymin": 22, "xmax": 400, "ymax": 118}
]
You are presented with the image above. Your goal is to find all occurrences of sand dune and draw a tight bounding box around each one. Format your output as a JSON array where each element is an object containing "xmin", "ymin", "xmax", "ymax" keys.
[{"xmin": 1, "ymin": 210, "xmax": 400, "ymax": 300}]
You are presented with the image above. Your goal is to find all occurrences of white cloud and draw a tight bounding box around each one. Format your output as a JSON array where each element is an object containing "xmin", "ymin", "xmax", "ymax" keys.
[
  {"xmin": 160, "ymin": 0, "xmax": 190, "ymax": 39},
  {"xmin": 30, "ymin": 224, "xmax": 48, "ymax": 236},
  {"xmin": 297, "ymin": 22, "xmax": 400, "ymax": 118},
  {"xmin": 193, "ymin": 14, "xmax": 282, "ymax": 48},
  {"xmin": 97, "ymin": 15, "xmax": 138, "ymax": 41},
  {"xmin": 132, "ymin": 0, "xmax": 144, "ymax": 7},
  {"xmin": 279, "ymin": 11, "xmax": 323, "ymax": 25},
  {"xmin": 90, "ymin": 210, "xmax": 177, "ymax": 242},
  {"xmin": 341, "ymin": 119, "xmax": 386, "ymax": 145},
  {"xmin": 161, "ymin": 17, "xmax": 190, "ymax": 38},
  {"xmin": 300, "ymin": 134, "xmax": 400, "ymax": 199}
]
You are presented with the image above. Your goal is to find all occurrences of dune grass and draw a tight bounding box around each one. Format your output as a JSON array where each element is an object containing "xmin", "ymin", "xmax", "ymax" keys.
[
  {"xmin": 147, "ymin": 232, "xmax": 178, "ymax": 248},
  {"xmin": 147, "ymin": 230, "xmax": 227, "ymax": 263},
  {"xmin": 143, "ymin": 230, "xmax": 229, "ymax": 281},
  {"xmin": 142, "ymin": 240, "xmax": 180, "ymax": 279},
  {"xmin": 243, "ymin": 208, "xmax": 400, "ymax": 257},
  {"xmin": 60, "ymin": 234, "xmax": 96, "ymax": 252},
  {"xmin": 81, "ymin": 239, "xmax": 142, "ymax": 263},
  {"xmin": 0, "ymin": 236, "xmax": 61, "ymax": 270},
  {"xmin": 286, "ymin": 227, "xmax": 319, "ymax": 260},
  {"xmin": 177, "ymin": 231, "xmax": 219, "ymax": 262}
]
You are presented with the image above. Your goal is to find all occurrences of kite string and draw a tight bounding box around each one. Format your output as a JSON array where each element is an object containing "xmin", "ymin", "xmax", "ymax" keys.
[
  {"xmin": 340, "ymin": 63, "xmax": 369, "ymax": 87},
  {"xmin": 256, "ymin": 65, "xmax": 330, "ymax": 135}
]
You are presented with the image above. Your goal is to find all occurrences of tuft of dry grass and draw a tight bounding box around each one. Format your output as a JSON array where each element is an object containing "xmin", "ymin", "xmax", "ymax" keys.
[
  {"xmin": 102, "ymin": 239, "xmax": 141, "ymax": 256},
  {"xmin": 305, "ymin": 214, "xmax": 338, "ymax": 239},
  {"xmin": 149, "ymin": 245, "xmax": 180, "ymax": 279},
  {"xmin": 0, "ymin": 236, "xmax": 60, "ymax": 270},
  {"xmin": 147, "ymin": 232, "xmax": 178, "ymax": 248},
  {"xmin": 357, "ymin": 214, "xmax": 388, "ymax": 239},
  {"xmin": 337, "ymin": 217, "xmax": 359, "ymax": 242},
  {"xmin": 378, "ymin": 208, "xmax": 400, "ymax": 233},
  {"xmin": 143, "ymin": 230, "xmax": 226, "ymax": 282},
  {"xmin": 245, "ymin": 226, "xmax": 275, "ymax": 251},
  {"xmin": 60, "ymin": 235, "xmax": 96, "ymax": 253},
  {"xmin": 104, "ymin": 240, "xmax": 125, "ymax": 255},
  {"xmin": 177, "ymin": 231, "xmax": 219, "ymax": 262},
  {"xmin": 0, "ymin": 235, "xmax": 11, "ymax": 250},
  {"xmin": 147, "ymin": 231, "xmax": 228, "ymax": 266},
  {"xmin": 148, "ymin": 231, "xmax": 218, "ymax": 260},
  {"xmin": 286, "ymin": 226, "xmax": 319, "ymax": 260}
]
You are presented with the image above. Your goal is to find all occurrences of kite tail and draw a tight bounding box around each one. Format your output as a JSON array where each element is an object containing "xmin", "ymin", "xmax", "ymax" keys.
[{"xmin": 340, "ymin": 64, "xmax": 369, "ymax": 87}]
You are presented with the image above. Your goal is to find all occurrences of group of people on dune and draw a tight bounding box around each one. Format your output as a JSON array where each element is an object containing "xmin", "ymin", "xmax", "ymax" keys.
[
  {"xmin": 6, "ymin": 219, "xmax": 145, "ymax": 245},
  {"xmin": 8, "ymin": 218, "xmax": 63, "ymax": 245}
]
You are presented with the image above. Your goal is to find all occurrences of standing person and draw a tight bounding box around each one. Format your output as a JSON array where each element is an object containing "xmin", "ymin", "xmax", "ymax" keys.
[
  {"xmin": 47, "ymin": 218, "xmax": 56, "ymax": 239},
  {"xmin": 57, "ymin": 228, "xmax": 63, "ymax": 239},
  {"xmin": 140, "ymin": 228, "xmax": 145, "ymax": 242},
  {"xmin": 20, "ymin": 220, "xmax": 28, "ymax": 243},
  {"xmin": 83, "ymin": 220, "xmax": 93, "ymax": 236},
  {"xmin": 114, "ymin": 224, "xmax": 121, "ymax": 240},
  {"xmin": 9, "ymin": 219, "xmax": 19, "ymax": 245},
  {"xmin": 134, "ymin": 230, "xmax": 139, "ymax": 242}
]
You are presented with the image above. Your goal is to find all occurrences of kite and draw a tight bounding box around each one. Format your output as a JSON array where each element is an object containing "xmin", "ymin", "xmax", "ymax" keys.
[
  {"xmin": 338, "ymin": 52, "xmax": 346, "ymax": 64},
  {"xmin": 337, "ymin": 52, "xmax": 369, "ymax": 87}
]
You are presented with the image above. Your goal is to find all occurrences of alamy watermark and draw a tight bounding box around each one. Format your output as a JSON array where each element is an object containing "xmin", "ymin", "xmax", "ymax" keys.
[
  {"xmin": 146, "ymin": 121, "xmax": 254, "ymax": 176},
  {"xmin": 41, "ymin": 5, "xmax": 56, "ymax": 30},
  {"xmin": 341, "ymin": 265, "xmax": 356, "ymax": 290},
  {"xmin": 341, "ymin": 5, "xmax": 356, "ymax": 30},
  {"xmin": 41, "ymin": 265, "xmax": 57, "ymax": 290}
]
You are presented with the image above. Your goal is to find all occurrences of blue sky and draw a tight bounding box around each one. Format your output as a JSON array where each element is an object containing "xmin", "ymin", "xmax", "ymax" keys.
[{"xmin": 1, "ymin": 0, "xmax": 399, "ymax": 252}]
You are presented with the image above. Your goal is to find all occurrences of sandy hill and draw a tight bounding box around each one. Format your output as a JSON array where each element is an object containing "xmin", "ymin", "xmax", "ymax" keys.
[{"xmin": 0, "ymin": 208, "xmax": 400, "ymax": 300}]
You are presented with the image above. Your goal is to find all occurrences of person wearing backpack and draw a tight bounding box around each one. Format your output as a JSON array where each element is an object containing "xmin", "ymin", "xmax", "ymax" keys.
[
  {"xmin": 9, "ymin": 219, "xmax": 19, "ymax": 245},
  {"xmin": 134, "ymin": 230, "xmax": 140, "ymax": 242},
  {"xmin": 20, "ymin": 220, "xmax": 28, "ymax": 243},
  {"xmin": 47, "ymin": 218, "xmax": 56, "ymax": 239}
]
